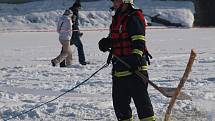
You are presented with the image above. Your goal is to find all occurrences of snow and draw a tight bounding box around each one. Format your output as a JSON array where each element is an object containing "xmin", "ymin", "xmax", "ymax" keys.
[
  {"xmin": 0, "ymin": 0, "xmax": 215, "ymax": 121},
  {"xmin": 0, "ymin": 0, "xmax": 195, "ymax": 31},
  {"xmin": 0, "ymin": 28, "xmax": 215, "ymax": 121}
]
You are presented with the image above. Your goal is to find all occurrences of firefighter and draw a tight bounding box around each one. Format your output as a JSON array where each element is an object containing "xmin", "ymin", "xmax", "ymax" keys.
[{"xmin": 98, "ymin": 0, "xmax": 155, "ymax": 120}]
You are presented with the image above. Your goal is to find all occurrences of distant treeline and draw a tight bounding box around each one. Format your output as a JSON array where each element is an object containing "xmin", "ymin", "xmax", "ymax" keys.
[{"xmin": 194, "ymin": 0, "xmax": 215, "ymax": 26}]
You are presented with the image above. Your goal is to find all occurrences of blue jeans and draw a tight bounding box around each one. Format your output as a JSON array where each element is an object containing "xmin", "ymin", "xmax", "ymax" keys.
[{"xmin": 71, "ymin": 31, "xmax": 86, "ymax": 63}]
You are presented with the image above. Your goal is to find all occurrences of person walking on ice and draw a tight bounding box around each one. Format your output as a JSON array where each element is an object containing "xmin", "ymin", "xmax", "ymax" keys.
[
  {"xmin": 60, "ymin": 2, "xmax": 89, "ymax": 67},
  {"xmin": 98, "ymin": 0, "xmax": 155, "ymax": 120},
  {"xmin": 51, "ymin": 9, "xmax": 73, "ymax": 67}
]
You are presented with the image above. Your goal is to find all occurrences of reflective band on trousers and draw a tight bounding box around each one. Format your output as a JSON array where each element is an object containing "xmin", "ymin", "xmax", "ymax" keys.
[
  {"xmin": 139, "ymin": 115, "xmax": 156, "ymax": 121},
  {"xmin": 131, "ymin": 35, "xmax": 145, "ymax": 41},
  {"xmin": 132, "ymin": 49, "xmax": 143, "ymax": 56},
  {"xmin": 122, "ymin": 117, "xmax": 133, "ymax": 121},
  {"xmin": 114, "ymin": 66, "xmax": 147, "ymax": 77}
]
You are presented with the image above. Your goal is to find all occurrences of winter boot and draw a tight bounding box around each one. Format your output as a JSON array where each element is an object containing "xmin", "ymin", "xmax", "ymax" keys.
[
  {"xmin": 80, "ymin": 61, "xmax": 90, "ymax": 65},
  {"xmin": 60, "ymin": 60, "xmax": 66, "ymax": 67},
  {"xmin": 51, "ymin": 60, "xmax": 56, "ymax": 67}
]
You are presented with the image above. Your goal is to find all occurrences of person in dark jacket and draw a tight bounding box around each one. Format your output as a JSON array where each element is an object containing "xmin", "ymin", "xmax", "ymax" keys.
[
  {"xmin": 60, "ymin": 2, "xmax": 88, "ymax": 67},
  {"xmin": 98, "ymin": 0, "xmax": 155, "ymax": 121}
]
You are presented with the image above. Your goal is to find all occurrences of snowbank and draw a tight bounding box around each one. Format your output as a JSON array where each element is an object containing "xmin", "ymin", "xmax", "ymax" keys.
[{"xmin": 0, "ymin": 0, "xmax": 195, "ymax": 30}]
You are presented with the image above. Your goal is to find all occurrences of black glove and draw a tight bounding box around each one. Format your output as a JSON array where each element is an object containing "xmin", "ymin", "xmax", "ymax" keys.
[
  {"xmin": 98, "ymin": 37, "xmax": 112, "ymax": 52},
  {"xmin": 79, "ymin": 32, "xmax": 83, "ymax": 37},
  {"xmin": 144, "ymin": 50, "xmax": 153, "ymax": 65}
]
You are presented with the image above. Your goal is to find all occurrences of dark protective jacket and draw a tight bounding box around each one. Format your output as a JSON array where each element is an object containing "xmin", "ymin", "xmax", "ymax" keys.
[{"xmin": 110, "ymin": 7, "xmax": 148, "ymax": 77}]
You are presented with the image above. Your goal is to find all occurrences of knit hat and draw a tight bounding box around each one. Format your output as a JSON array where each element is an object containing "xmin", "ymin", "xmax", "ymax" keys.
[{"xmin": 72, "ymin": 2, "xmax": 81, "ymax": 8}]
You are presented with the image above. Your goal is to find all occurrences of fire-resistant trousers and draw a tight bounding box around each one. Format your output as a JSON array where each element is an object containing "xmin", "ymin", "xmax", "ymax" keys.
[{"xmin": 112, "ymin": 71, "xmax": 154, "ymax": 121}]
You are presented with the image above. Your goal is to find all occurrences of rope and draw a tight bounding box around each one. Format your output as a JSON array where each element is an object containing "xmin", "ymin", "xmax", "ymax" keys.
[{"xmin": 3, "ymin": 62, "xmax": 109, "ymax": 121}]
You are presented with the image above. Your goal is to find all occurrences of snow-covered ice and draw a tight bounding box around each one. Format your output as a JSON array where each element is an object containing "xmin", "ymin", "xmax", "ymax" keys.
[
  {"xmin": 0, "ymin": 0, "xmax": 214, "ymax": 121},
  {"xmin": 0, "ymin": 28, "xmax": 215, "ymax": 121}
]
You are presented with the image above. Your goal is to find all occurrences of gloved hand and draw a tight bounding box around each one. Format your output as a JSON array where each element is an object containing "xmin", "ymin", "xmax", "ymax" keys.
[
  {"xmin": 144, "ymin": 49, "xmax": 153, "ymax": 65},
  {"xmin": 98, "ymin": 37, "xmax": 112, "ymax": 52},
  {"xmin": 79, "ymin": 32, "xmax": 83, "ymax": 37}
]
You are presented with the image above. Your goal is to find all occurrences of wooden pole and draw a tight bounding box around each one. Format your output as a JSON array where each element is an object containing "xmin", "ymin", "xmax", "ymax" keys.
[{"xmin": 164, "ymin": 49, "xmax": 197, "ymax": 121}]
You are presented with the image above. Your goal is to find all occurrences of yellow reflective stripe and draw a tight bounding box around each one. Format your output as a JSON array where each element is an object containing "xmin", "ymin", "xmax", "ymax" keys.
[
  {"xmin": 139, "ymin": 115, "xmax": 156, "ymax": 121},
  {"xmin": 114, "ymin": 66, "xmax": 147, "ymax": 77},
  {"xmin": 131, "ymin": 35, "xmax": 145, "ymax": 41},
  {"xmin": 122, "ymin": 117, "xmax": 133, "ymax": 121},
  {"xmin": 132, "ymin": 49, "xmax": 143, "ymax": 56},
  {"xmin": 114, "ymin": 71, "xmax": 132, "ymax": 77},
  {"xmin": 138, "ymin": 66, "xmax": 147, "ymax": 71}
]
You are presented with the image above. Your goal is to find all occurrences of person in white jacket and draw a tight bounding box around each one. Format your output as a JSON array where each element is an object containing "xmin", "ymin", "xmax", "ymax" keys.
[{"xmin": 51, "ymin": 9, "xmax": 73, "ymax": 67}]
